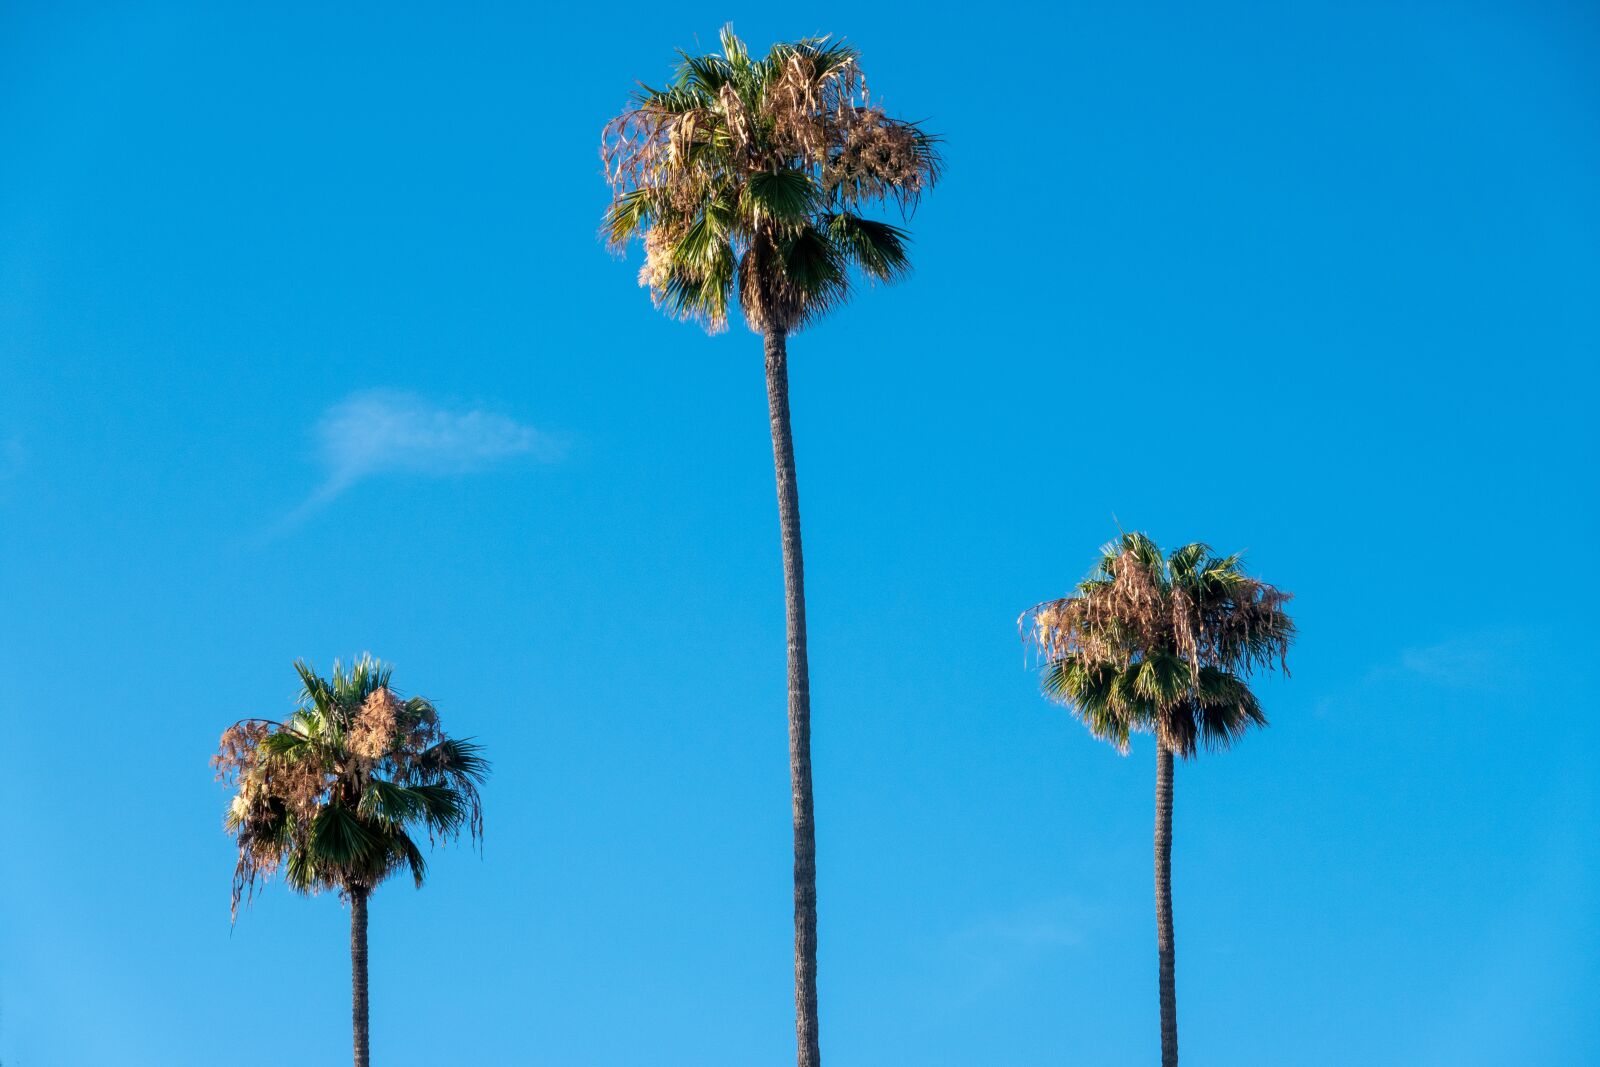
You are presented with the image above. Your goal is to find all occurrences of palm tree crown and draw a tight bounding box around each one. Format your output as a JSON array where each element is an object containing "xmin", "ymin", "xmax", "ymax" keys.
[
  {"xmin": 1021, "ymin": 533, "xmax": 1295, "ymax": 757},
  {"xmin": 214, "ymin": 655, "xmax": 487, "ymax": 917},
  {"xmin": 601, "ymin": 25, "xmax": 941, "ymax": 334}
]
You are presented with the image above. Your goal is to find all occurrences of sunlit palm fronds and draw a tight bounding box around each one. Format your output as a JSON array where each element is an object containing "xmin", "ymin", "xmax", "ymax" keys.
[
  {"xmin": 1022, "ymin": 534, "xmax": 1294, "ymax": 757},
  {"xmin": 213, "ymin": 656, "xmax": 488, "ymax": 919},
  {"xmin": 601, "ymin": 25, "xmax": 941, "ymax": 334}
]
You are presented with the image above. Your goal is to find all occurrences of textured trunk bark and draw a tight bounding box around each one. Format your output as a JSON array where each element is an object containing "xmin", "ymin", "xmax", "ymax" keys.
[
  {"xmin": 1155, "ymin": 743, "xmax": 1178, "ymax": 1067},
  {"xmin": 764, "ymin": 329, "xmax": 821, "ymax": 1067},
  {"xmin": 351, "ymin": 888, "xmax": 370, "ymax": 1067}
]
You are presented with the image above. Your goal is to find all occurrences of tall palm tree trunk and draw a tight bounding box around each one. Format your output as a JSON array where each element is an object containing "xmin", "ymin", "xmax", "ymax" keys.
[
  {"xmin": 1155, "ymin": 743, "xmax": 1178, "ymax": 1067},
  {"xmin": 763, "ymin": 328, "xmax": 821, "ymax": 1067},
  {"xmin": 351, "ymin": 888, "xmax": 370, "ymax": 1067}
]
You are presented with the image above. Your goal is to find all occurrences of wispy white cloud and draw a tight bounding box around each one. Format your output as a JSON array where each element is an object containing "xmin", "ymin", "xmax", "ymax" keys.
[
  {"xmin": 315, "ymin": 389, "xmax": 557, "ymax": 494},
  {"xmin": 267, "ymin": 390, "xmax": 559, "ymax": 536}
]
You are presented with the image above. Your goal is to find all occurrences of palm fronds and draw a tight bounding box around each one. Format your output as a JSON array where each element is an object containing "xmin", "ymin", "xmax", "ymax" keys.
[
  {"xmin": 1022, "ymin": 535, "xmax": 1294, "ymax": 758},
  {"xmin": 601, "ymin": 25, "xmax": 942, "ymax": 334},
  {"xmin": 213, "ymin": 655, "xmax": 489, "ymax": 919}
]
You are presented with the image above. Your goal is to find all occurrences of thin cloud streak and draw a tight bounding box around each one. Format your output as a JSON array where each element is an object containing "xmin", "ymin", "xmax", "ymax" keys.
[{"xmin": 264, "ymin": 390, "xmax": 560, "ymax": 538}]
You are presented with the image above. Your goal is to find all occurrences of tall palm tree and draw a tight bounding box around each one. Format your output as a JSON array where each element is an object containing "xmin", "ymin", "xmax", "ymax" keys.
[
  {"xmin": 601, "ymin": 27, "xmax": 940, "ymax": 1066},
  {"xmin": 1021, "ymin": 534, "xmax": 1293, "ymax": 1067},
  {"xmin": 214, "ymin": 656, "xmax": 488, "ymax": 1067}
]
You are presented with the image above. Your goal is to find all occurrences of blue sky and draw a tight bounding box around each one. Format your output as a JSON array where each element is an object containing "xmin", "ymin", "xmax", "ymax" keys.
[{"xmin": 1, "ymin": 2, "xmax": 1596, "ymax": 1064}]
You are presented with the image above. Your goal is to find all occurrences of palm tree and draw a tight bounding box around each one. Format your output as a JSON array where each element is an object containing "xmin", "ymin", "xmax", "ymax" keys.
[
  {"xmin": 214, "ymin": 656, "xmax": 488, "ymax": 1067},
  {"xmin": 600, "ymin": 27, "xmax": 940, "ymax": 1066},
  {"xmin": 1021, "ymin": 534, "xmax": 1293, "ymax": 1067}
]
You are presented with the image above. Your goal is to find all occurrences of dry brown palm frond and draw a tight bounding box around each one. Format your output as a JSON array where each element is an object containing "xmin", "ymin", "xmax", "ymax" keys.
[
  {"xmin": 766, "ymin": 53, "xmax": 864, "ymax": 166},
  {"xmin": 212, "ymin": 720, "xmax": 271, "ymax": 782},
  {"xmin": 1203, "ymin": 579, "xmax": 1295, "ymax": 676},
  {"xmin": 275, "ymin": 748, "xmax": 329, "ymax": 825},
  {"xmin": 393, "ymin": 697, "xmax": 443, "ymax": 773},
  {"xmin": 601, "ymin": 107, "xmax": 670, "ymax": 195},
  {"xmin": 1171, "ymin": 583, "xmax": 1202, "ymax": 687},
  {"xmin": 1024, "ymin": 549, "xmax": 1173, "ymax": 670},
  {"xmin": 822, "ymin": 110, "xmax": 931, "ymax": 207},
  {"xmin": 637, "ymin": 227, "xmax": 672, "ymax": 292},
  {"xmin": 717, "ymin": 84, "xmax": 755, "ymax": 160},
  {"xmin": 350, "ymin": 687, "xmax": 400, "ymax": 762}
]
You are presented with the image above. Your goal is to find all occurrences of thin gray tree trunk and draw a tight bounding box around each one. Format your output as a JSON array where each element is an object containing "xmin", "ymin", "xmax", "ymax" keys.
[
  {"xmin": 1155, "ymin": 743, "xmax": 1178, "ymax": 1067},
  {"xmin": 764, "ymin": 328, "xmax": 821, "ymax": 1067},
  {"xmin": 351, "ymin": 888, "xmax": 370, "ymax": 1067}
]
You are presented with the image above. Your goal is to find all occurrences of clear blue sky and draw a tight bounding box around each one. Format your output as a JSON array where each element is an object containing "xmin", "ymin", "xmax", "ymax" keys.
[{"xmin": 2, "ymin": 2, "xmax": 1596, "ymax": 1064}]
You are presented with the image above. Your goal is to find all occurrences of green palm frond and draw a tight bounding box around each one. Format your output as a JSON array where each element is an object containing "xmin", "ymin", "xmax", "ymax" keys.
[
  {"xmin": 676, "ymin": 209, "xmax": 731, "ymax": 270},
  {"xmin": 294, "ymin": 660, "xmax": 334, "ymax": 714},
  {"xmin": 361, "ymin": 779, "xmax": 428, "ymax": 825},
  {"xmin": 418, "ymin": 737, "xmax": 491, "ymax": 784},
  {"xmin": 779, "ymin": 225, "xmax": 849, "ymax": 326},
  {"xmin": 741, "ymin": 169, "xmax": 818, "ymax": 227},
  {"xmin": 1194, "ymin": 667, "xmax": 1267, "ymax": 748},
  {"xmin": 1166, "ymin": 543, "xmax": 1210, "ymax": 582},
  {"xmin": 405, "ymin": 784, "xmax": 469, "ymax": 836},
  {"xmin": 604, "ymin": 188, "xmax": 654, "ymax": 246},
  {"xmin": 1041, "ymin": 654, "xmax": 1134, "ymax": 752},
  {"xmin": 718, "ymin": 24, "xmax": 749, "ymax": 68},
  {"xmin": 638, "ymin": 84, "xmax": 710, "ymax": 114},
  {"xmin": 310, "ymin": 804, "xmax": 382, "ymax": 866},
  {"xmin": 1132, "ymin": 652, "xmax": 1189, "ymax": 707},
  {"xmin": 660, "ymin": 252, "xmax": 735, "ymax": 329},
  {"xmin": 285, "ymin": 844, "xmax": 320, "ymax": 893},
  {"xmin": 261, "ymin": 728, "xmax": 312, "ymax": 758},
  {"xmin": 392, "ymin": 829, "xmax": 428, "ymax": 888},
  {"xmin": 674, "ymin": 50, "xmax": 733, "ymax": 94},
  {"xmin": 824, "ymin": 213, "xmax": 911, "ymax": 282}
]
